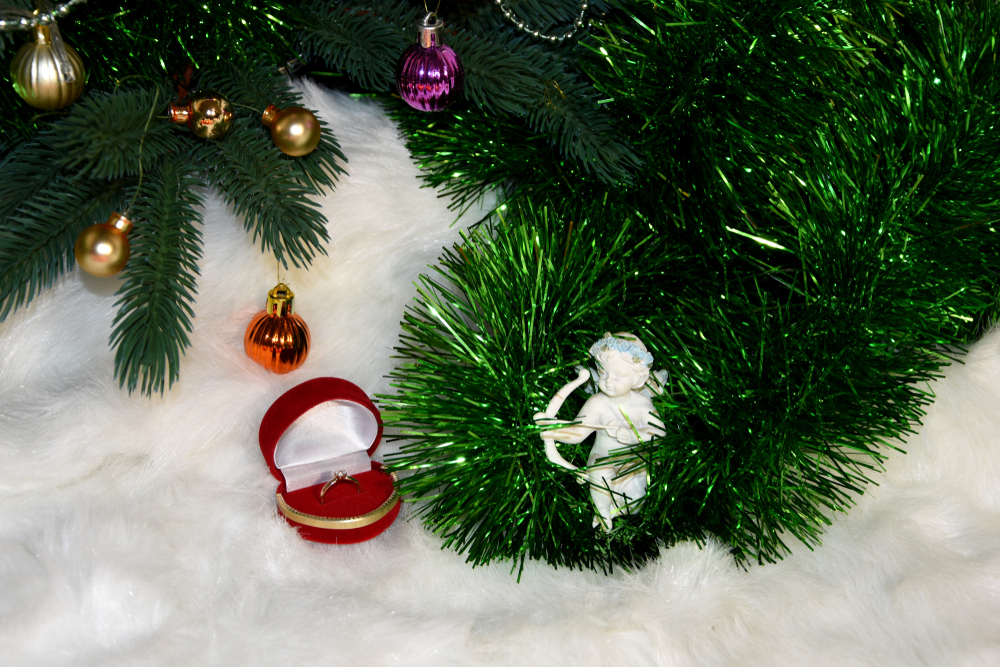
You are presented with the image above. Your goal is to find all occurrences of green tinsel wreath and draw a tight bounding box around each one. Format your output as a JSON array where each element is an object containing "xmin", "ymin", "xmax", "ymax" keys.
[
  {"xmin": 382, "ymin": 181, "xmax": 996, "ymax": 573},
  {"xmin": 379, "ymin": 1, "xmax": 1000, "ymax": 573}
]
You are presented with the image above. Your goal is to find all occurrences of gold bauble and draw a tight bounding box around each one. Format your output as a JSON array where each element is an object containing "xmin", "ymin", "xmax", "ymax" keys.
[
  {"xmin": 74, "ymin": 212, "xmax": 133, "ymax": 277},
  {"xmin": 261, "ymin": 105, "xmax": 321, "ymax": 156},
  {"xmin": 244, "ymin": 283, "xmax": 311, "ymax": 374},
  {"xmin": 10, "ymin": 26, "xmax": 85, "ymax": 111},
  {"xmin": 168, "ymin": 90, "xmax": 233, "ymax": 140}
]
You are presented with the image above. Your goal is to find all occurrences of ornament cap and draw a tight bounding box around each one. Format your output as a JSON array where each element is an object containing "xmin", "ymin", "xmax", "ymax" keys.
[
  {"xmin": 168, "ymin": 103, "xmax": 190, "ymax": 125},
  {"xmin": 419, "ymin": 14, "xmax": 444, "ymax": 48},
  {"xmin": 266, "ymin": 282, "xmax": 296, "ymax": 316},
  {"xmin": 261, "ymin": 104, "xmax": 280, "ymax": 128},
  {"xmin": 106, "ymin": 212, "xmax": 133, "ymax": 235},
  {"xmin": 34, "ymin": 25, "xmax": 51, "ymax": 45}
]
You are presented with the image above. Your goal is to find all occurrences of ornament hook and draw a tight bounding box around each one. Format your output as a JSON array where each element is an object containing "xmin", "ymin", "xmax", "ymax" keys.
[{"xmin": 35, "ymin": 0, "xmax": 74, "ymax": 83}]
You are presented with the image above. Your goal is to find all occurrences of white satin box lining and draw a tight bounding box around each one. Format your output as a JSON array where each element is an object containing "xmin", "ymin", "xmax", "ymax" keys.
[{"xmin": 274, "ymin": 399, "xmax": 379, "ymax": 492}]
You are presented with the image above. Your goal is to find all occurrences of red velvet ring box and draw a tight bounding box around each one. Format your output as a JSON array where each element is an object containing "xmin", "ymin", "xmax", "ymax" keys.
[{"xmin": 258, "ymin": 377, "xmax": 401, "ymax": 544}]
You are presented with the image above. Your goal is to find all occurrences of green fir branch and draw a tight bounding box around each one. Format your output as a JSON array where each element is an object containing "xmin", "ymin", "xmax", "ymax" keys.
[
  {"xmin": 297, "ymin": 0, "xmax": 421, "ymax": 91},
  {"xmin": 41, "ymin": 86, "xmax": 187, "ymax": 181},
  {"xmin": 0, "ymin": 142, "xmax": 64, "ymax": 222},
  {"xmin": 200, "ymin": 123, "xmax": 329, "ymax": 269},
  {"xmin": 198, "ymin": 56, "xmax": 347, "ymax": 193},
  {"xmin": 448, "ymin": 28, "xmax": 553, "ymax": 115},
  {"xmin": 0, "ymin": 167, "xmax": 127, "ymax": 321},
  {"xmin": 0, "ymin": 0, "xmax": 298, "ymax": 145},
  {"xmin": 110, "ymin": 157, "xmax": 205, "ymax": 396},
  {"xmin": 526, "ymin": 73, "xmax": 640, "ymax": 183}
]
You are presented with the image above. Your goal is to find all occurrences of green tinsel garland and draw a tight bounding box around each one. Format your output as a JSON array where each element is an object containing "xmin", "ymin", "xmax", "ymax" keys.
[{"xmin": 381, "ymin": 0, "xmax": 1000, "ymax": 571}]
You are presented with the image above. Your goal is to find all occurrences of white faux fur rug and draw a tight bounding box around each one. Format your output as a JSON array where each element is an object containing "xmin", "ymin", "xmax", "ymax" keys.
[{"xmin": 2, "ymin": 83, "xmax": 1000, "ymax": 667}]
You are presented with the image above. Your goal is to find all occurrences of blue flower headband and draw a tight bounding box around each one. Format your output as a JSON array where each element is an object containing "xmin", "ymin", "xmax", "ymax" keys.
[{"xmin": 589, "ymin": 333, "xmax": 653, "ymax": 368}]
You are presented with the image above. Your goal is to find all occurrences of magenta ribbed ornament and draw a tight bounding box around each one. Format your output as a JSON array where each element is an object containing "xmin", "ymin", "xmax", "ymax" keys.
[{"xmin": 396, "ymin": 15, "xmax": 464, "ymax": 112}]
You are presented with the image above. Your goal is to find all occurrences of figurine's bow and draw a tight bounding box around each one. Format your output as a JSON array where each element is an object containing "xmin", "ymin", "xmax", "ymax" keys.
[{"xmin": 534, "ymin": 368, "xmax": 590, "ymax": 471}]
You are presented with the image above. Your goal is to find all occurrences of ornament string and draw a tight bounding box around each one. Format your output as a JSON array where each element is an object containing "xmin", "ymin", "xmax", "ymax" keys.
[
  {"xmin": 124, "ymin": 86, "xmax": 161, "ymax": 217},
  {"xmin": 231, "ymin": 102, "xmax": 262, "ymax": 114},
  {"xmin": 422, "ymin": 0, "xmax": 441, "ymax": 20}
]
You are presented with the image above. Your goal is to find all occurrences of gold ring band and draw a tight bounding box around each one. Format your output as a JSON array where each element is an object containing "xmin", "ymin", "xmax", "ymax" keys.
[
  {"xmin": 277, "ymin": 472, "xmax": 400, "ymax": 530},
  {"xmin": 320, "ymin": 471, "xmax": 362, "ymax": 502}
]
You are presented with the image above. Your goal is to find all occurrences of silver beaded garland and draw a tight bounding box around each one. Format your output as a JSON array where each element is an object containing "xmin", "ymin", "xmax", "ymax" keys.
[
  {"xmin": 0, "ymin": 0, "xmax": 86, "ymax": 32},
  {"xmin": 495, "ymin": 0, "xmax": 589, "ymax": 42}
]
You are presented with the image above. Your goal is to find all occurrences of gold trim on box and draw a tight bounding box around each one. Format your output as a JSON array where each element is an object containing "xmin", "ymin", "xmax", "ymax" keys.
[{"xmin": 276, "ymin": 472, "xmax": 400, "ymax": 530}]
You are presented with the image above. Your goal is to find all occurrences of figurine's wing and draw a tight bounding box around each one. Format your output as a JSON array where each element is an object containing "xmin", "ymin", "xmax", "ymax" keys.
[{"xmin": 639, "ymin": 369, "xmax": 668, "ymax": 399}]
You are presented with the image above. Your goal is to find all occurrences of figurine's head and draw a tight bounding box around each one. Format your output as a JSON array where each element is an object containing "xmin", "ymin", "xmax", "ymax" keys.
[{"xmin": 589, "ymin": 332, "xmax": 653, "ymax": 398}]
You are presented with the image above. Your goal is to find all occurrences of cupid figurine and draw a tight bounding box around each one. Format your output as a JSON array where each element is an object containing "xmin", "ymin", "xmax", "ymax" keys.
[{"xmin": 534, "ymin": 332, "xmax": 665, "ymax": 531}]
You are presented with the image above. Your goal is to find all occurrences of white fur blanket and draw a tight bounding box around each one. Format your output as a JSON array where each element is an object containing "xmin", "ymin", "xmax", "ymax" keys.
[{"xmin": 2, "ymin": 83, "xmax": 999, "ymax": 667}]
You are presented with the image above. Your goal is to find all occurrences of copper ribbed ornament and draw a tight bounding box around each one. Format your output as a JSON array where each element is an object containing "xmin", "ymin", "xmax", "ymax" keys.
[
  {"xmin": 74, "ymin": 212, "xmax": 133, "ymax": 277},
  {"xmin": 168, "ymin": 90, "xmax": 233, "ymax": 140},
  {"xmin": 261, "ymin": 105, "xmax": 321, "ymax": 156},
  {"xmin": 10, "ymin": 24, "xmax": 85, "ymax": 110},
  {"xmin": 244, "ymin": 283, "xmax": 311, "ymax": 374}
]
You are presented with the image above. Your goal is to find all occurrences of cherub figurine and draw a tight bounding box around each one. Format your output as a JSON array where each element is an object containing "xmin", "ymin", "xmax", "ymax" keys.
[{"xmin": 534, "ymin": 332, "xmax": 665, "ymax": 531}]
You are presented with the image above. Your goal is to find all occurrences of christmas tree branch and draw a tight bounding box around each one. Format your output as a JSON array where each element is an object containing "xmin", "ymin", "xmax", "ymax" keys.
[
  {"xmin": 297, "ymin": 0, "xmax": 420, "ymax": 91},
  {"xmin": 42, "ymin": 86, "xmax": 185, "ymax": 181},
  {"xmin": 0, "ymin": 172, "xmax": 127, "ymax": 320},
  {"xmin": 448, "ymin": 28, "xmax": 552, "ymax": 115},
  {"xmin": 198, "ymin": 56, "xmax": 347, "ymax": 194},
  {"xmin": 526, "ymin": 72, "xmax": 640, "ymax": 183},
  {"xmin": 0, "ymin": 142, "xmax": 65, "ymax": 221},
  {"xmin": 297, "ymin": 0, "xmax": 638, "ymax": 184},
  {"xmin": 200, "ymin": 125, "xmax": 329, "ymax": 270},
  {"xmin": 110, "ymin": 156, "xmax": 204, "ymax": 395}
]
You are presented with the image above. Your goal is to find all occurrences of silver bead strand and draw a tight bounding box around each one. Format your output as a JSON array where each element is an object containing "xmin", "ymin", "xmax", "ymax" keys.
[
  {"xmin": 0, "ymin": 0, "xmax": 86, "ymax": 32},
  {"xmin": 496, "ymin": 0, "xmax": 589, "ymax": 42}
]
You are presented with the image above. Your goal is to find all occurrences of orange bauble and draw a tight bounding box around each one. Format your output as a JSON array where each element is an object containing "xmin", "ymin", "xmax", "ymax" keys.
[{"xmin": 244, "ymin": 282, "xmax": 311, "ymax": 374}]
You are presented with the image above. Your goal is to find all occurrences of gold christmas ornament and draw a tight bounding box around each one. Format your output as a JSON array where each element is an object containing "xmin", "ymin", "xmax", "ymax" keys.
[
  {"xmin": 10, "ymin": 25, "xmax": 85, "ymax": 110},
  {"xmin": 261, "ymin": 105, "xmax": 321, "ymax": 156},
  {"xmin": 168, "ymin": 90, "xmax": 233, "ymax": 140},
  {"xmin": 74, "ymin": 212, "xmax": 133, "ymax": 277},
  {"xmin": 244, "ymin": 282, "xmax": 311, "ymax": 374}
]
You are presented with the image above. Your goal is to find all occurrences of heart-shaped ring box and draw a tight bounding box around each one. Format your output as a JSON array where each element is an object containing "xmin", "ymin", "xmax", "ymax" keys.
[{"xmin": 258, "ymin": 377, "xmax": 401, "ymax": 544}]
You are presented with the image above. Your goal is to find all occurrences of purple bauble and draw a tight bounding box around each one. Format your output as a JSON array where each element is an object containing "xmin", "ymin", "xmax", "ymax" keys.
[{"xmin": 396, "ymin": 15, "xmax": 464, "ymax": 112}]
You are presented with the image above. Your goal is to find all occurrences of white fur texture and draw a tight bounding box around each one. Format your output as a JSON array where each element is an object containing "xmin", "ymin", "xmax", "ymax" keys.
[{"xmin": 2, "ymin": 84, "xmax": 1000, "ymax": 666}]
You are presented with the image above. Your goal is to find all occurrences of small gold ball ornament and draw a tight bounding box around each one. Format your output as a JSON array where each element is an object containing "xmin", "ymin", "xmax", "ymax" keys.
[
  {"xmin": 10, "ymin": 25, "xmax": 85, "ymax": 111},
  {"xmin": 74, "ymin": 212, "xmax": 133, "ymax": 277},
  {"xmin": 168, "ymin": 90, "xmax": 234, "ymax": 140},
  {"xmin": 244, "ymin": 283, "xmax": 311, "ymax": 374},
  {"xmin": 261, "ymin": 105, "xmax": 321, "ymax": 156}
]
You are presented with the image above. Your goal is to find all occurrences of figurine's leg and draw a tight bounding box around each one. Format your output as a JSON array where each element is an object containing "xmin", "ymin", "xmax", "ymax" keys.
[
  {"xmin": 610, "ymin": 466, "xmax": 648, "ymax": 518},
  {"xmin": 588, "ymin": 466, "xmax": 616, "ymax": 531}
]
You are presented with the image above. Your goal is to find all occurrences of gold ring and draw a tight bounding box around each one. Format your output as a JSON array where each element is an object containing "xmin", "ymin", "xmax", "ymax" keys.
[
  {"xmin": 277, "ymin": 472, "xmax": 400, "ymax": 530},
  {"xmin": 319, "ymin": 470, "xmax": 361, "ymax": 503}
]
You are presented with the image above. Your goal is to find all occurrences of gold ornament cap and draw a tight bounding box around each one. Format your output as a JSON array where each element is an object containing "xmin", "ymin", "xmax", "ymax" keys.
[
  {"xmin": 261, "ymin": 105, "xmax": 280, "ymax": 127},
  {"xmin": 35, "ymin": 25, "xmax": 52, "ymax": 45},
  {"xmin": 106, "ymin": 211, "xmax": 134, "ymax": 234},
  {"xmin": 167, "ymin": 103, "xmax": 190, "ymax": 124},
  {"xmin": 266, "ymin": 282, "xmax": 295, "ymax": 316}
]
